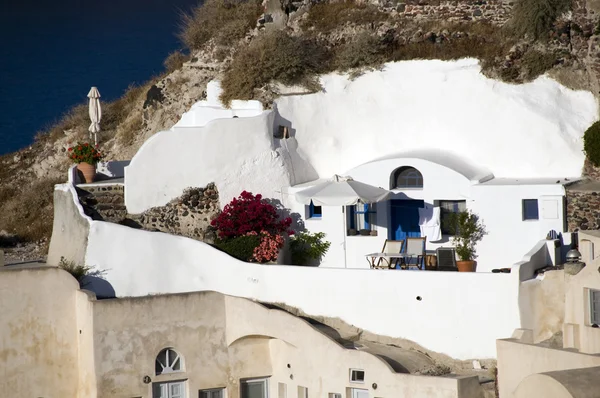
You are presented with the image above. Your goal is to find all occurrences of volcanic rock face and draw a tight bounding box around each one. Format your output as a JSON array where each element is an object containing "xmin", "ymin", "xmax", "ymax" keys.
[{"xmin": 133, "ymin": 184, "xmax": 220, "ymax": 243}]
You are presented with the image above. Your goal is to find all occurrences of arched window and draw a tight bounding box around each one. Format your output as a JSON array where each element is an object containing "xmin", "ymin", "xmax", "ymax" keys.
[
  {"xmin": 391, "ymin": 167, "xmax": 423, "ymax": 189},
  {"xmin": 155, "ymin": 348, "xmax": 183, "ymax": 375}
]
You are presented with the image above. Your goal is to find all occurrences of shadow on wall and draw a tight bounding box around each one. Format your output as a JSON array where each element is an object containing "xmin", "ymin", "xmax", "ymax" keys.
[
  {"xmin": 265, "ymin": 197, "xmax": 305, "ymax": 233},
  {"xmin": 272, "ymin": 105, "xmax": 319, "ymax": 185},
  {"xmin": 96, "ymin": 160, "xmax": 131, "ymax": 180}
]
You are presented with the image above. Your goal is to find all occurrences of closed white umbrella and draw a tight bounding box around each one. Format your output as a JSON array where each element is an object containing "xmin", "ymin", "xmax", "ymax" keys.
[
  {"xmin": 295, "ymin": 175, "xmax": 391, "ymax": 268},
  {"xmin": 295, "ymin": 175, "xmax": 391, "ymax": 206},
  {"xmin": 87, "ymin": 87, "xmax": 102, "ymax": 145}
]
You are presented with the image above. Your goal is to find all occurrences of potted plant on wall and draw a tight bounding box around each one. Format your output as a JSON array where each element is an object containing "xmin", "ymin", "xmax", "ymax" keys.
[
  {"xmin": 448, "ymin": 210, "xmax": 487, "ymax": 272},
  {"xmin": 68, "ymin": 142, "xmax": 104, "ymax": 183}
]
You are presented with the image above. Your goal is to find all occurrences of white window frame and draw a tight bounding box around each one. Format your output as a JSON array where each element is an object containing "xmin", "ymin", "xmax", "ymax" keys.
[
  {"xmin": 590, "ymin": 289, "xmax": 600, "ymax": 325},
  {"xmin": 349, "ymin": 368, "xmax": 365, "ymax": 383},
  {"xmin": 278, "ymin": 383, "xmax": 287, "ymax": 398},
  {"xmin": 200, "ymin": 388, "xmax": 226, "ymax": 398},
  {"xmin": 351, "ymin": 388, "xmax": 368, "ymax": 398},
  {"xmin": 153, "ymin": 380, "xmax": 187, "ymax": 398},
  {"xmin": 155, "ymin": 348, "xmax": 184, "ymax": 375},
  {"xmin": 241, "ymin": 378, "xmax": 269, "ymax": 398},
  {"xmin": 297, "ymin": 386, "xmax": 308, "ymax": 398}
]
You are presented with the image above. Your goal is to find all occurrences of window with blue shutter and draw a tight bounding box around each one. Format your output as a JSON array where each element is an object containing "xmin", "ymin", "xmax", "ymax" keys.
[{"xmin": 307, "ymin": 201, "xmax": 322, "ymax": 219}]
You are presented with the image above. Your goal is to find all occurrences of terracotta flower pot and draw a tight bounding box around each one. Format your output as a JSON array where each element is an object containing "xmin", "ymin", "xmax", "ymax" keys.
[
  {"xmin": 77, "ymin": 162, "xmax": 96, "ymax": 184},
  {"xmin": 456, "ymin": 260, "xmax": 476, "ymax": 272}
]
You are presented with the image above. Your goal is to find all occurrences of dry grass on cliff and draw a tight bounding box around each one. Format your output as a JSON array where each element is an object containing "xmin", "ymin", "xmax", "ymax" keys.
[
  {"xmin": 40, "ymin": 104, "xmax": 89, "ymax": 143},
  {"xmin": 0, "ymin": 177, "xmax": 61, "ymax": 243},
  {"xmin": 302, "ymin": 0, "xmax": 388, "ymax": 33},
  {"xmin": 220, "ymin": 31, "xmax": 330, "ymax": 105},
  {"xmin": 332, "ymin": 32, "xmax": 387, "ymax": 71},
  {"xmin": 180, "ymin": 0, "xmax": 263, "ymax": 50},
  {"xmin": 509, "ymin": 0, "xmax": 572, "ymax": 39},
  {"xmin": 164, "ymin": 50, "xmax": 190, "ymax": 73},
  {"xmin": 520, "ymin": 49, "xmax": 560, "ymax": 80}
]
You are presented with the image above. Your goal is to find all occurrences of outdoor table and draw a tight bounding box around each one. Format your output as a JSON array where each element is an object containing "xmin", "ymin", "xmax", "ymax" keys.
[{"xmin": 365, "ymin": 252, "xmax": 418, "ymax": 269}]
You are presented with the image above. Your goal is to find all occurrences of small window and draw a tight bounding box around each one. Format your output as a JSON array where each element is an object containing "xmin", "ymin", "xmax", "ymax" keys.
[
  {"xmin": 307, "ymin": 201, "xmax": 322, "ymax": 219},
  {"xmin": 297, "ymin": 386, "xmax": 307, "ymax": 398},
  {"xmin": 590, "ymin": 289, "xmax": 600, "ymax": 325},
  {"xmin": 328, "ymin": 394, "xmax": 342, "ymax": 398},
  {"xmin": 391, "ymin": 167, "xmax": 423, "ymax": 189},
  {"xmin": 439, "ymin": 200, "xmax": 467, "ymax": 235},
  {"xmin": 348, "ymin": 204, "xmax": 377, "ymax": 234},
  {"xmin": 278, "ymin": 383, "xmax": 287, "ymax": 398},
  {"xmin": 241, "ymin": 378, "xmax": 269, "ymax": 398},
  {"xmin": 155, "ymin": 348, "xmax": 183, "ymax": 375},
  {"xmin": 522, "ymin": 199, "xmax": 539, "ymax": 221},
  {"xmin": 200, "ymin": 389, "xmax": 225, "ymax": 398},
  {"xmin": 350, "ymin": 369, "xmax": 365, "ymax": 383}
]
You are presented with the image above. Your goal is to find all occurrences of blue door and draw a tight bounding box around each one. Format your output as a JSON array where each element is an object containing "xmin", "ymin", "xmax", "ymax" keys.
[{"xmin": 389, "ymin": 200, "xmax": 423, "ymax": 241}]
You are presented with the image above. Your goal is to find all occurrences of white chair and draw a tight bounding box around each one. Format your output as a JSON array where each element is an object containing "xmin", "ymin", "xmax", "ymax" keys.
[
  {"xmin": 404, "ymin": 237, "xmax": 426, "ymax": 270},
  {"xmin": 375, "ymin": 239, "xmax": 404, "ymax": 269}
]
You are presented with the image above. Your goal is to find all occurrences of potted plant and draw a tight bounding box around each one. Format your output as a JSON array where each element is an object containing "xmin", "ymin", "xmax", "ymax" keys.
[
  {"xmin": 68, "ymin": 142, "xmax": 104, "ymax": 183},
  {"xmin": 448, "ymin": 210, "xmax": 487, "ymax": 272}
]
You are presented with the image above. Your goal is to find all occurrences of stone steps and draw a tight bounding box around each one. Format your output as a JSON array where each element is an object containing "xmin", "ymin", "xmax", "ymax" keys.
[{"xmin": 76, "ymin": 185, "xmax": 129, "ymax": 224}]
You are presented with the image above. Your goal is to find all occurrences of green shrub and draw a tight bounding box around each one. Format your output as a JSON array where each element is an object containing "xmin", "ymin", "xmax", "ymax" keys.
[
  {"xmin": 215, "ymin": 234, "xmax": 261, "ymax": 261},
  {"xmin": 447, "ymin": 210, "xmax": 486, "ymax": 261},
  {"xmin": 58, "ymin": 257, "xmax": 105, "ymax": 281},
  {"xmin": 419, "ymin": 362, "xmax": 452, "ymax": 376},
  {"xmin": 290, "ymin": 231, "xmax": 331, "ymax": 265},
  {"xmin": 584, "ymin": 121, "xmax": 600, "ymax": 167},
  {"xmin": 302, "ymin": 1, "xmax": 387, "ymax": 33},
  {"xmin": 521, "ymin": 49, "xmax": 558, "ymax": 80},
  {"xmin": 164, "ymin": 50, "xmax": 189, "ymax": 73},
  {"xmin": 179, "ymin": 0, "xmax": 263, "ymax": 50},
  {"xmin": 509, "ymin": 0, "xmax": 571, "ymax": 40},
  {"xmin": 220, "ymin": 31, "xmax": 330, "ymax": 105},
  {"xmin": 333, "ymin": 32, "xmax": 386, "ymax": 71}
]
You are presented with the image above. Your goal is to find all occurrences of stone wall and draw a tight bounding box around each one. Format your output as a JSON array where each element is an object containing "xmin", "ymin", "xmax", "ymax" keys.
[
  {"xmin": 583, "ymin": 159, "xmax": 600, "ymax": 180},
  {"xmin": 78, "ymin": 185, "xmax": 127, "ymax": 224},
  {"xmin": 134, "ymin": 184, "xmax": 220, "ymax": 243},
  {"xmin": 398, "ymin": 0, "xmax": 512, "ymax": 24},
  {"xmin": 566, "ymin": 190, "xmax": 600, "ymax": 231}
]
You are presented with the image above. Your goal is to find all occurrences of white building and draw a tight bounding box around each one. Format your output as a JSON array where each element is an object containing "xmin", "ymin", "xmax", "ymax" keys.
[
  {"xmin": 47, "ymin": 59, "xmax": 600, "ymax": 359},
  {"xmin": 284, "ymin": 153, "xmax": 570, "ymax": 271},
  {"xmin": 123, "ymin": 59, "xmax": 598, "ymax": 272}
]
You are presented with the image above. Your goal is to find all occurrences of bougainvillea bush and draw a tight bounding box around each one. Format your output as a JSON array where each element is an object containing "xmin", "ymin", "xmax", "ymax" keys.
[
  {"xmin": 212, "ymin": 191, "xmax": 293, "ymax": 263},
  {"xmin": 211, "ymin": 191, "xmax": 293, "ymax": 238}
]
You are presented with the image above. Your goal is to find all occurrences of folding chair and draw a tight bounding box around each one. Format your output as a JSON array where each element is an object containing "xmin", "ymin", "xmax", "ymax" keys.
[
  {"xmin": 375, "ymin": 239, "xmax": 404, "ymax": 269},
  {"xmin": 404, "ymin": 237, "xmax": 426, "ymax": 270}
]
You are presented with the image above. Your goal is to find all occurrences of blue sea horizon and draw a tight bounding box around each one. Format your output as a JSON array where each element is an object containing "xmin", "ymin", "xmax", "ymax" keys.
[{"xmin": 0, "ymin": 0, "xmax": 200, "ymax": 155}]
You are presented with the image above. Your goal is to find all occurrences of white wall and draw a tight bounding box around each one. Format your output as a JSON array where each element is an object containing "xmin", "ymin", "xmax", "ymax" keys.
[
  {"xmin": 173, "ymin": 81, "xmax": 263, "ymax": 128},
  {"xmin": 125, "ymin": 111, "xmax": 295, "ymax": 214},
  {"xmin": 275, "ymin": 58, "xmax": 597, "ymax": 180},
  {"xmin": 470, "ymin": 182, "xmax": 568, "ymax": 271},
  {"xmin": 84, "ymin": 220, "xmax": 525, "ymax": 359},
  {"xmin": 284, "ymin": 157, "xmax": 567, "ymax": 271}
]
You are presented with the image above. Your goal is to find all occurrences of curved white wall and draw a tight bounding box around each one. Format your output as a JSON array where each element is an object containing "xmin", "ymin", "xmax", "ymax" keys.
[
  {"xmin": 275, "ymin": 58, "xmax": 598, "ymax": 180},
  {"xmin": 84, "ymin": 220, "xmax": 524, "ymax": 359},
  {"xmin": 125, "ymin": 111, "xmax": 294, "ymax": 213}
]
